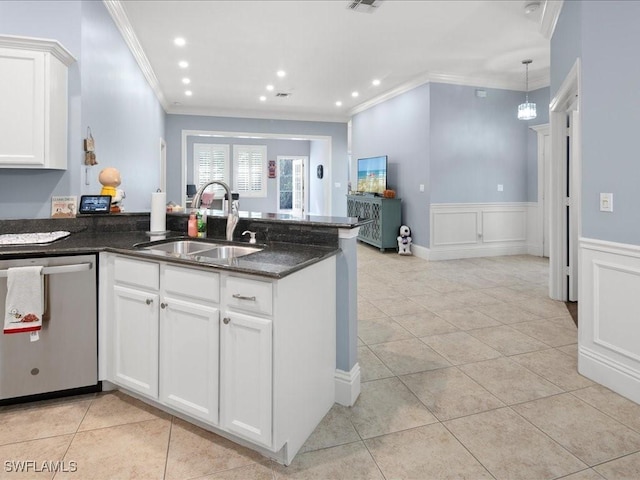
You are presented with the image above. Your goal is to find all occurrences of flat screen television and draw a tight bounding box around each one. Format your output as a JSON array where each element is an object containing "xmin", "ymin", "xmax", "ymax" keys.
[{"xmin": 357, "ymin": 155, "xmax": 388, "ymax": 195}]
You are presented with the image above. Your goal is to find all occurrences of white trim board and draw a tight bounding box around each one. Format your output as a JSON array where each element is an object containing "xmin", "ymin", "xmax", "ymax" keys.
[
  {"xmin": 430, "ymin": 202, "xmax": 540, "ymax": 261},
  {"xmin": 579, "ymin": 237, "xmax": 640, "ymax": 405},
  {"xmin": 334, "ymin": 364, "xmax": 360, "ymax": 407}
]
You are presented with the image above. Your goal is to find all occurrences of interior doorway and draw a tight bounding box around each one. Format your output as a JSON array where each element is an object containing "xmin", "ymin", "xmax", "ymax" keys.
[
  {"xmin": 549, "ymin": 59, "xmax": 581, "ymax": 302},
  {"xmin": 532, "ymin": 124, "xmax": 551, "ymax": 257},
  {"xmin": 277, "ymin": 156, "xmax": 307, "ymax": 216}
]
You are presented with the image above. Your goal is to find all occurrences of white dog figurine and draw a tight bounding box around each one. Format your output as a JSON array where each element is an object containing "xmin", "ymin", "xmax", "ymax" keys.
[{"xmin": 397, "ymin": 225, "xmax": 412, "ymax": 255}]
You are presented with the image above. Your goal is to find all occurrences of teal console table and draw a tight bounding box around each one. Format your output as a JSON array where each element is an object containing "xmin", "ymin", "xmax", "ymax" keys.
[{"xmin": 346, "ymin": 195, "xmax": 402, "ymax": 251}]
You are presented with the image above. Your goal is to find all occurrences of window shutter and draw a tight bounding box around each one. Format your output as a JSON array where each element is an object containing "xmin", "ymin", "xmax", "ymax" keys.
[
  {"xmin": 194, "ymin": 143, "xmax": 229, "ymax": 197},
  {"xmin": 233, "ymin": 145, "xmax": 267, "ymax": 197}
]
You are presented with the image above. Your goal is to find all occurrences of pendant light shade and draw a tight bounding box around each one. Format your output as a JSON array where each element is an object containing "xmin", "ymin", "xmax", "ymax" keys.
[{"xmin": 517, "ymin": 59, "xmax": 537, "ymax": 120}]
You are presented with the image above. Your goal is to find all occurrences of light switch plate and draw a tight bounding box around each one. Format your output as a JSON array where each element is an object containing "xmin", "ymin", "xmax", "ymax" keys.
[
  {"xmin": 497, "ymin": 184, "xmax": 504, "ymax": 192},
  {"xmin": 600, "ymin": 193, "xmax": 613, "ymax": 212},
  {"xmin": 419, "ymin": 184, "xmax": 425, "ymax": 192}
]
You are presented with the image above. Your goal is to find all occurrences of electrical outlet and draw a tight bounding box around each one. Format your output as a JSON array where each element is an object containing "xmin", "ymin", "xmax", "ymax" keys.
[
  {"xmin": 600, "ymin": 193, "xmax": 613, "ymax": 212},
  {"xmin": 497, "ymin": 184, "xmax": 504, "ymax": 192},
  {"xmin": 419, "ymin": 184, "xmax": 425, "ymax": 192}
]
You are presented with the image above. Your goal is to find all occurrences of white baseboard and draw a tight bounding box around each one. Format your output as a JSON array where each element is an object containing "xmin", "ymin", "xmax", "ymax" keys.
[
  {"xmin": 579, "ymin": 237, "xmax": 640, "ymax": 405},
  {"xmin": 411, "ymin": 244, "xmax": 430, "ymax": 260},
  {"xmin": 527, "ymin": 243, "xmax": 543, "ymax": 257},
  {"xmin": 429, "ymin": 244, "xmax": 529, "ymax": 261},
  {"xmin": 334, "ymin": 364, "xmax": 360, "ymax": 406},
  {"xmin": 579, "ymin": 345, "xmax": 640, "ymax": 405}
]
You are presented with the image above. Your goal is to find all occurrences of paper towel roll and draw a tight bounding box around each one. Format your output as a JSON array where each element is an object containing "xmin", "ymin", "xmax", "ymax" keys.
[{"xmin": 150, "ymin": 192, "xmax": 166, "ymax": 233}]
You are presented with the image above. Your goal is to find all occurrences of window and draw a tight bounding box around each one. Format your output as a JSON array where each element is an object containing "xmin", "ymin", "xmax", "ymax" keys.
[
  {"xmin": 193, "ymin": 143, "xmax": 229, "ymax": 197},
  {"xmin": 233, "ymin": 145, "xmax": 267, "ymax": 197}
]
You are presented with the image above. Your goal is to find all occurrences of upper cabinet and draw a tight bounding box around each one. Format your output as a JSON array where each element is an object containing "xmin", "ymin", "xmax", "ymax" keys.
[{"xmin": 0, "ymin": 35, "xmax": 75, "ymax": 170}]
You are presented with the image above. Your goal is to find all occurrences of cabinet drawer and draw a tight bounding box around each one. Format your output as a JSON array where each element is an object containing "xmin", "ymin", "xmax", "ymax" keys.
[
  {"xmin": 224, "ymin": 276, "xmax": 273, "ymax": 316},
  {"xmin": 114, "ymin": 256, "xmax": 159, "ymax": 290},
  {"xmin": 164, "ymin": 265, "xmax": 219, "ymax": 303}
]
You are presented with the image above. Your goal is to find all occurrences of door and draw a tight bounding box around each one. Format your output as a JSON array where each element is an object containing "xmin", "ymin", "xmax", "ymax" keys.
[
  {"xmin": 112, "ymin": 285, "xmax": 159, "ymax": 398},
  {"xmin": 160, "ymin": 297, "xmax": 219, "ymax": 424},
  {"xmin": 220, "ymin": 310, "xmax": 272, "ymax": 447},
  {"xmin": 292, "ymin": 158, "xmax": 304, "ymax": 217},
  {"xmin": 567, "ymin": 110, "xmax": 580, "ymax": 301}
]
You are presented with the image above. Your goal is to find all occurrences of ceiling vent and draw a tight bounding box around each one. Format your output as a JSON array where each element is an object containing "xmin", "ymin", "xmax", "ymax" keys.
[
  {"xmin": 275, "ymin": 92, "xmax": 292, "ymax": 98},
  {"xmin": 346, "ymin": 0, "xmax": 383, "ymax": 14}
]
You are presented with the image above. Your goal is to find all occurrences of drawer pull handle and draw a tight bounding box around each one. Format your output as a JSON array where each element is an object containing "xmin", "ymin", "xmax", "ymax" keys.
[
  {"xmin": 161, "ymin": 302, "xmax": 168, "ymax": 309},
  {"xmin": 145, "ymin": 299, "xmax": 153, "ymax": 305},
  {"xmin": 232, "ymin": 294, "xmax": 256, "ymax": 301},
  {"xmin": 223, "ymin": 317, "xmax": 231, "ymax": 324}
]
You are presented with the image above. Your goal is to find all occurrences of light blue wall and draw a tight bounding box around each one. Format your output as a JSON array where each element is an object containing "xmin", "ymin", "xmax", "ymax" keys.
[
  {"xmin": 0, "ymin": 1, "xmax": 165, "ymax": 219},
  {"xmin": 0, "ymin": 1, "xmax": 82, "ymax": 219},
  {"xmin": 551, "ymin": 0, "xmax": 582, "ymax": 99},
  {"xmin": 309, "ymin": 140, "xmax": 330, "ymax": 215},
  {"xmin": 579, "ymin": 1, "xmax": 640, "ymax": 244},
  {"xmin": 80, "ymin": 1, "xmax": 165, "ymax": 212},
  {"xmin": 430, "ymin": 83, "xmax": 529, "ymax": 204},
  {"xmin": 185, "ymin": 136, "xmax": 310, "ymax": 212},
  {"xmin": 165, "ymin": 114, "xmax": 348, "ymax": 217},
  {"xmin": 351, "ymin": 83, "xmax": 431, "ymax": 246}
]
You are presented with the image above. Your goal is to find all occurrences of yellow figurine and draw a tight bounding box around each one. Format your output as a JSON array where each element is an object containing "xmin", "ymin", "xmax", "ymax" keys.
[{"xmin": 99, "ymin": 167, "xmax": 122, "ymax": 213}]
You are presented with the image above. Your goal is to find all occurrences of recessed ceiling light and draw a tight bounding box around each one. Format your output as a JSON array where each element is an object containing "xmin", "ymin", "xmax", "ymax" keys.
[
  {"xmin": 178, "ymin": 61, "xmax": 189, "ymax": 68},
  {"xmin": 277, "ymin": 70, "xmax": 286, "ymax": 78},
  {"xmin": 266, "ymin": 84, "xmax": 274, "ymax": 91},
  {"xmin": 174, "ymin": 37, "xmax": 186, "ymax": 47},
  {"xmin": 185, "ymin": 90, "xmax": 193, "ymax": 96},
  {"xmin": 259, "ymin": 96, "xmax": 267, "ymax": 102},
  {"xmin": 372, "ymin": 79, "xmax": 381, "ymax": 86},
  {"xmin": 351, "ymin": 91, "xmax": 359, "ymax": 98},
  {"xmin": 182, "ymin": 78, "xmax": 191, "ymax": 85},
  {"xmin": 335, "ymin": 101, "xmax": 343, "ymax": 107}
]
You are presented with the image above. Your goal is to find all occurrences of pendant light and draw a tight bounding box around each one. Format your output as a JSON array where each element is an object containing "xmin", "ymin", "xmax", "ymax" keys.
[{"xmin": 517, "ymin": 59, "xmax": 537, "ymax": 120}]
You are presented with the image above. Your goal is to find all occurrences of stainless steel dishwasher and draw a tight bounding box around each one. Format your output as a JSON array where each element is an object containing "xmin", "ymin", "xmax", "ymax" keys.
[{"xmin": 0, "ymin": 254, "xmax": 99, "ymax": 403}]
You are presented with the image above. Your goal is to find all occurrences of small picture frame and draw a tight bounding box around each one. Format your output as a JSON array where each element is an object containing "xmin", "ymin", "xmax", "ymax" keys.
[
  {"xmin": 51, "ymin": 196, "xmax": 77, "ymax": 218},
  {"xmin": 268, "ymin": 160, "xmax": 276, "ymax": 179},
  {"xmin": 78, "ymin": 195, "xmax": 112, "ymax": 214}
]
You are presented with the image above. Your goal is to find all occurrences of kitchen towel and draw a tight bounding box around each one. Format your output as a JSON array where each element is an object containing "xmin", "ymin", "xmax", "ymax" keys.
[
  {"xmin": 4, "ymin": 266, "xmax": 43, "ymax": 334},
  {"xmin": 150, "ymin": 191, "xmax": 167, "ymax": 233}
]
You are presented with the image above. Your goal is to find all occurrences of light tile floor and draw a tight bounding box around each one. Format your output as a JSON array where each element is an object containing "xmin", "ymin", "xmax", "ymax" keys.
[{"xmin": 2, "ymin": 245, "xmax": 640, "ymax": 479}]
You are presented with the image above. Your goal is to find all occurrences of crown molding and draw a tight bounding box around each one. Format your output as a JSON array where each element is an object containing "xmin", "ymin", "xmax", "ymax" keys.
[
  {"xmin": 540, "ymin": 0, "xmax": 564, "ymax": 39},
  {"xmin": 102, "ymin": 0, "xmax": 168, "ymax": 111},
  {"xmin": 349, "ymin": 69, "xmax": 550, "ymax": 117},
  {"xmin": 0, "ymin": 34, "xmax": 76, "ymax": 65},
  {"xmin": 166, "ymin": 105, "xmax": 349, "ymax": 124}
]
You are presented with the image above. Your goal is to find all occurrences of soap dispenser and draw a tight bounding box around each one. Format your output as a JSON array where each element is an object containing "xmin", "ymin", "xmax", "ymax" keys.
[
  {"xmin": 242, "ymin": 230, "xmax": 257, "ymax": 244},
  {"xmin": 188, "ymin": 213, "xmax": 197, "ymax": 237}
]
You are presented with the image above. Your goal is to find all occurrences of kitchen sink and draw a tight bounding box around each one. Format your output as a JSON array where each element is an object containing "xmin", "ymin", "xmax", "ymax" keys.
[
  {"xmin": 140, "ymin": 240, "xmax": 262, "ymax": 259},
  {"xmin": 143, "ymin": 240, "xmax": 218, "ymax": 255},
  {"xmin": 195, "ymin": 246, "xmax": 262, "ymax": 259}
]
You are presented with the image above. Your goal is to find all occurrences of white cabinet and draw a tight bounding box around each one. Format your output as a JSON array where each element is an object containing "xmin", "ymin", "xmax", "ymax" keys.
[
  {"xmin": 99, "ymin": 252, "xmax": 337, "ymax": 465},
  {"xmin": 112, "ymin": 285, "xmax": 159, "ymax": 398},
  {"xmin": 107, "ymin": 256, "xmax": 220, "ymax": 424},
  {"xmin": 160, "ymin": 265, "xmax": 220, "ymax": 424},
  {"xmin": 221, "ymin": 309, "xmax": 272, "ymax": 446},
  {"xmin": 0, "ymin": 36, "xmax": 75, "ymax": 169}
]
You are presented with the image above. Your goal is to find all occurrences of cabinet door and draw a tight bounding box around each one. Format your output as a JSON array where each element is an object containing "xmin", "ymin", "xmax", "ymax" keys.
[
  {"xmin": 160, "ymin": 297, "xmax": 219, "ymax": 424},
  {"xmin": 112, "ymin": 285, "xmax": 159, "ymax": 398},
  {"xmin": 0, "ymin": 48, "xmax": 45, "ymax": 166},
  {"xmin": 220, "ymin": 311, "xmax": 272, "ymax": 447}
]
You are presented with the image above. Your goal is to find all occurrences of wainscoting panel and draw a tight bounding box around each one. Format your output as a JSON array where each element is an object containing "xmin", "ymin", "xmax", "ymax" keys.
[
  {"xmin": 482, "ymin": 209, "xmax": 527, "ymax": 243},
  {"xmin": 579, "ymin": 238, "xmax": 640, "ymax": 405},
  {"xmin": 432, "ymin": 211, "xmax": 478, "ymax": 246},
  {"xmin": 430, "ymin": 203, "xmax": 535, "ymax": 261}
]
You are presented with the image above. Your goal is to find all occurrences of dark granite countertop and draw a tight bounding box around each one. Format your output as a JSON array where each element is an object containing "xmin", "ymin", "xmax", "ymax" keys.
[{"xmin": 0, "ymin": 229, "xmax": 338, "ymax": 279}]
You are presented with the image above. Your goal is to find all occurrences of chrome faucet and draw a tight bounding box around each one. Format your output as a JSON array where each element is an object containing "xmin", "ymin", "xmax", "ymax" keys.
[{"xmin": 191, "ymin": 180, "xmax": 239, "ymax": 241}]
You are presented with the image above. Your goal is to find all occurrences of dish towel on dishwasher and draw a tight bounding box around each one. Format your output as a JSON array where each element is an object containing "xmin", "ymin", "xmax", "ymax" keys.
[{"xmin": 4, "ymin": 266, "xmax": 43, "ymax": 334}]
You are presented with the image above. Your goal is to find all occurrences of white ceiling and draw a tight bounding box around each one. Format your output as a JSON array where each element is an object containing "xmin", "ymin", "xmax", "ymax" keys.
[{"xmin": 113, "ymin": 0, "xmax": 552, "ymax": 122}]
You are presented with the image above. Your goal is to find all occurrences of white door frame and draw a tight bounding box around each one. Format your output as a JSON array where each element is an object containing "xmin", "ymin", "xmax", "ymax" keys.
[
  {"xmin": 549, "ymin": 58, "xmax": 582, "ymax": 301},
  {"xmin": 276, "ymin": 155, "xmax": 308, "ymax": 215},
  {"xmin": 531, "ymin": 123, "xmax": 550, "ymax": 257}
]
